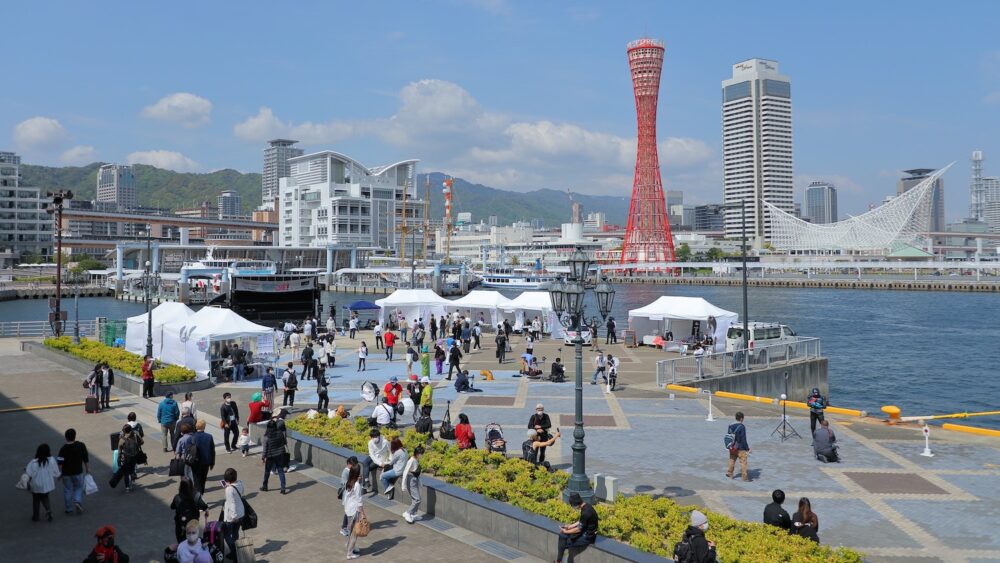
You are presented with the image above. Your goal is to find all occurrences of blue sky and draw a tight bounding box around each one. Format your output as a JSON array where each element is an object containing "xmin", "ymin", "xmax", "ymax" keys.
[{"xmin": 3, "ymin": 1, "xmax": 999, "ymax": 220}]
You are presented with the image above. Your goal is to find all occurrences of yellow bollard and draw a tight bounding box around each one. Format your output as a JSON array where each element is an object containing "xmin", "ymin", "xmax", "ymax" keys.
[{"xmin": 881, "ymin": 405, "xmax": 901, "ymax": 424}]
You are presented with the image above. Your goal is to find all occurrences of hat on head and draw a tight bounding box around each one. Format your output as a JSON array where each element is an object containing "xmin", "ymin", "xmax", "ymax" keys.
[
  {"xmin": 390, "ymin": 376, "xmax": 398, "ymax": 383},
  {"xmin": 535, "ymin": 403, "xmax": 544, "ymax": 411},
  {"xmin": 690, "ymin": 510, "xmax": 708, "ymax": 528},
  {"xmin": 251, "ymin": 391, "xmax": 262, "ymax": 402},
  {"xmin": 567, "ymin": 492, "xmax": 583, "ymax": 506},
  {"xmin": 421, "ymin": 376, "xmax": 430, "ymax": 383},
  {"xmin": 409, "ymin": 374, "xmax": 418, "ymax": 381},
  {"xmin": 95, "ymin": 525, "xmax": 116, "ymax": 539}
]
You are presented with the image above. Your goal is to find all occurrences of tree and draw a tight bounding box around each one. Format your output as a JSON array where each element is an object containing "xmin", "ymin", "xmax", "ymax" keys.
[
  {"xmin": 675, "ymin": 243, "xmax": 691, "ymax": 262},
  {"xmin": 71, "ymin": 257, "xmax": 105, "ymax": 274},
  {"xmin": 706, "ymin": 247, "xmax": 726, "ymax": 261}
]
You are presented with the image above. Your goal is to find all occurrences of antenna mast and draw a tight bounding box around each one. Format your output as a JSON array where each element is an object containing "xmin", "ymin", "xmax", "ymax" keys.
[{"xmin": 422, "ymin": 174, "xmax": 430, "ymax": 265}]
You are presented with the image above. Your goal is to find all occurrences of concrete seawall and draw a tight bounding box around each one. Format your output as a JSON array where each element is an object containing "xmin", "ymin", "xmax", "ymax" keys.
[
  {"xmin": 690, "ymin": 357, "xmax": 829, "ymax": 403},
  {"xmin": 0, "ymin": 286, "xmax": 113, "ymax": 302},
  {"xmin": 606, "ymin": 276, "xmax": 1000, "ymax": 292}
]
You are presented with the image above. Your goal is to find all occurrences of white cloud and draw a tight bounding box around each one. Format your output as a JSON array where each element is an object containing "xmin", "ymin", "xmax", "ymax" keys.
[
  {"xmin": 13, "ymin": 117, "xmax": 68, "ymax": 148},
  {"xmin": 60, "ymin": 145, "xmax": 98, "ymax": 165},
  {"xmin": 141, "ymin": 93, "xmax": 213, "ymax": 127},
  {"xmin": 126, "ymin": 150, "xmax": 200, "ymax": 172},
  {"xmin": 233, "ymin": 107, "xmax": 358, "ymax": 144}
]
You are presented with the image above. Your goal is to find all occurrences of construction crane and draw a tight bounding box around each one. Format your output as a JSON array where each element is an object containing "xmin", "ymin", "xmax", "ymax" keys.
[
  {"xmin": 443, "ymin": 177, "xmax": 454, "ymax": 264},
  {"xmin": 398, "ymin": 169, "xmax": 413, "ymax": 264}
]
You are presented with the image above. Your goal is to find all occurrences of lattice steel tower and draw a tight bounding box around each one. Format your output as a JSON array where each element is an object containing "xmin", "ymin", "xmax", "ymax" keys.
[{"xmin": 621, "ymin": 38, "xmax": 675, "ymax": 265}]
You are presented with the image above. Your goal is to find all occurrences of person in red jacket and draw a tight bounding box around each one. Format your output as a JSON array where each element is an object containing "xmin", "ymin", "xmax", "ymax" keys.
[
  {"xmin": 383, "ymin": 330, "xmax": 396, "ymax": 361},
  {"xmin": 455, "ymin": 413, "xmax": 476, "ymax": 449},
  {"xmin": 384, "ymin": 376, "xmax": 402, "ymax": 425},
  {"xmin": 141, "ymin": 356, "xmax": 155, "ymax": 399}
]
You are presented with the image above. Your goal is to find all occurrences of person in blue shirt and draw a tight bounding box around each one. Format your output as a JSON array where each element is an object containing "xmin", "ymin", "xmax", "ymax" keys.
[
  {"xmin": 726, "ymin": 411, "xmax": 752, "ymax": 482},
  {"xmin": 806, "ymin": 388, "xmax": 828, "ymax": 435},
  {"xmin": 156, "ymin": 392, "xmax": 180, "ymax": 453}
]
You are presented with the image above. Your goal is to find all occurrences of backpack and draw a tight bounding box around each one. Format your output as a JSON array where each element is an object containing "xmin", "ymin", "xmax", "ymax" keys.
[
  {"xmin": 285, "ymin": 370, "xmax": 298, "ymax": 390},
  {"xmin": 522, "ymin": 439, "xmax": 537, "ymax": 464},
  {"xmin": 724, "ymin": 423, "xmax": 742, "ymax": 453},
  {"xmin": 415, "ymin": 415, "xmax": 433, "ymax": 434},
  {"xmin": 673, "ymin": 534, "xmax": 696, "ymax": 563},
  {"xmin": 183, "ymin": 437, "xmax": 200, "ymax": 466},
  {"xmin": 120, "ymin": 435, "xmax": 141, "ymax": 463},
  {"xmin": 175, "ymin": 493, "xmax": 203, "ymax": 525}
]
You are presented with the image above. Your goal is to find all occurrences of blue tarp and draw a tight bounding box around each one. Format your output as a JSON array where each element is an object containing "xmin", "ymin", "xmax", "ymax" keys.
[{"xmin": 344, "ymin": 300, "xmax": 380, "ymax": 311}]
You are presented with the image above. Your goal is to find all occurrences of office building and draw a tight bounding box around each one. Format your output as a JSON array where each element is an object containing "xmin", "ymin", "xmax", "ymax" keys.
[
  {"xmin": 571, "ymin": 201, "xmax": 583, "ymax": 224},
  {"xmin": 583, "ymin": 211, "xmax": 607, "ymax": 231},
  {"xmin": 96, "ymin": 164, "xmax": 137, "ymax": 211},
  {"xmin": 217, "ymin": 190, "xmax": 242, "ymax": 218},
  {"xmin": 666, "ymin": 190, "xmax": 683, "ymax": 209},
  {"xmin": 898, "ymin": 169, "xmax": 945, "ymax": 232},
  {"xmin": 693, "ymin": 204, "xmax": 725, "ymax": 231},
  {"xmin": 278, "ymin": 151, "xmax": 423, "ymax": 250},
  {"xmin": 0, "ymin": 151, "xmax": 52, "ymax": 266},
  {"xmin": 722, "ymin": 58, "xmax": 793, "ymax": 243},
  {"xmin": 805, "ymin": 181, "xmax": 838, "ymax": 224},
  {"xmin": 982, "ymin": 177, "xmax": 1000, "ymax": 233},
  {"xmin": 262, "ymin": 139, "xmax": 303, "ymax": 208}
]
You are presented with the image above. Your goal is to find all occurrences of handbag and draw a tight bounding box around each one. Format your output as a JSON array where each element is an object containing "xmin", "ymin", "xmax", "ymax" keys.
[
  {"xmin": 135, "ymin": 450, "xmax": 148, "ymax": 466},
  {"xmin": 336, "ymin": 486, "xmax": 344, "ymax": 500},
  {"xmin": 84, "ymin": 474, "xmax": 99, "ymax": 495},
  {"xmin": 111, "ymin": 449, "xmax": 120, "ymax": 475},
  {"xmin": 168, "ymin": 458, "xmax": 185, "ymax": 477},
  {"xmin": 15, "ymin": 472, "xmax": 30, "ymax": 490},
  {"xmin": 239, "ymin": 493, "xmax": 258, "ymax": 530},
  {"xmin": 353, "ymin": 509, "xmax": 370, "ymax": 537}
]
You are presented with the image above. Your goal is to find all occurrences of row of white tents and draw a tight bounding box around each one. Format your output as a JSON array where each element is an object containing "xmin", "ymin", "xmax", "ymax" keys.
[{"xmin": 127, "ymin": 290, "xmax": 738, "ymax": 375}]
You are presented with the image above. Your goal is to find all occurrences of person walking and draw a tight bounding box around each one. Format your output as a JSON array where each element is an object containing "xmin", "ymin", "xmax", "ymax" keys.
[
  {"xmin": 57, "ymin": 428, "xmax": 89, "ymax": 515},
  {"xmin": 763, "ymin": 489, "xmax": 792, "ymax": 531},
  {"xmin": 221, "ymin": 468, "xmax": 245, "ymax": 559},
  {"xmin": 190, "ymin": 420, "xmax": 215, "ymax": 495},
  {"xmin": 447, "ymin": 342, "xmax": 463, "ymax": 380},
  {"xmin": 343, "ymin": 465, "xmax": 365, "ymax": 559},
  {"xmin": 289, "ymin": 329, "xmax": 301, "ymax": 360},
  {"xmin": 169, "ymin": 476, "xmax": 208, "ymax": 543},
  {"xmin": 461, "ymin": 323, "xmax": 472, "ymax": 354},
  {"xmin": 527, "ymin": 404, "xmax": 552, "ymax": 464},
  {"xmin": 379, "ymin": 438, "xmax": 407, "ymax": 498},
  {"xmin": 398, "ymin": 317, "xmax": 408, "ymax": 343},
  {"xmin": 220, "ymin": 392, "xmax": 240, "ymax": 453},
  {"xmin": 405, "ymin": 345, "xmax": 416, "ymax": 378},
  {"xmin": 419, "ymin": 376, "xmax": 433, "ymax": 417},
  {"xmin": 97, "ymin": 363, "xmax": 114, "ymax": 411},
  {"xmin": 383, "ymin": 330, "xmax": 396, "ymax": 361},
  {"xmin": 141, "ymin": 356, "xmax": 155, "ymax": 398},
  {"xmin": 430, "ymin": 315, "xmax": 439, "ymax": 341},
  {"xmin": 357, "ymin": 341, "xmax": 369, "ymax": 371},
  {"xmin": 672, "ymin": 510, "xmax": 717, "ymax": 563},
  {"xmin": 110, "ymin": 424, "xmax": 143, "ymax": 492},
  {"xmin": 807, "ymin": 387, "xmax": 828, "ymax": 436},
  {"xmin": 262, "ymin": 367, "xmax": 277, "ymax": 408},
  {"xmin": 726, "ymin": 411, "xmax": 752, "ymax": 482},
  {"xmin": 433, "ymin": 344, "xmax": 445, "ymax": 375},
  {"xmin": 301, "ymin": 343, "xmax": 315, "ymax": 381},
  {"xmin": 792, "ymin": 497, "xmax": 820, "ymax": 543},
  {"xmin": 591, "ymin": 351, "xmax": 606, "ymax": 385},
  {"xmin": 282, "ymin": 362, "xmax": 297, "ymax": 407},
  {"xmin": 373, "ymin": 322, "xmax": 383, "ymax": 349},
  {"xmin": 180, "ymin": 392, "xmax": 198, "ymax": 421},
  {"xmin": 261, "ymin": 418, "xmax": 288, "ymax": 494},
  {"xmin": 606, "ymin": 353, "xmax": 619, "ymax": 391},
  {"xmin": 317, "ymin": 367, "xmax": 330, "ymax": 411},
  {"xmin": 420, "ymin": 346, "xmax": 431, "ymax": 381},
  {"xmin": 495, "ymin": 329, "xmax": 507, "ymax": 364},
  {"xmin": 554, "ymin": 492, "xmax": 599, "ymax": 563},
  {"xmin": 338, "ymin": 456, "xmax": 360, "ymax": 536},
  {"xmin": 401, "ymin": 445, "xmax": 425, "ymax": 524},
  {"xmin": 605, "ymin": 317, "xmax": 617, "ymax": 344},
  {"xmin": 472, "ymin": 323, "xmax": 481, "ymax": 350},
  {"xmin": 349, "ymin": 315, "xmax": 359, "ymax": 339},
  {"xmin": 303, "ymin": 316, "xmax": 314, "ymax": 344},
  {"xmin": 157, "ymin": 392, "xmax": 180, "ymax": 452},
  {"xmin": 25, "ymin": 443, "xmax": 60, "ymax": 522},
  {"xmin": 324, "ymin": 334, "xmax": 337, "ymax": 367}
]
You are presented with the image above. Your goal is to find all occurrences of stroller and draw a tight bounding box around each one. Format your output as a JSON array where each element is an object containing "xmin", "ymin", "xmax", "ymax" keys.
[{"xmin": 485, "ymin": 423, "xmax": 506, "ymax": 454}]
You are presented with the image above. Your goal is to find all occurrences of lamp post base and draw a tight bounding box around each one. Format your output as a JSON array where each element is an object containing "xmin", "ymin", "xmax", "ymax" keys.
[{"xmin": 562, "ymin": 482, "xmax": 595, "ymax": 505}]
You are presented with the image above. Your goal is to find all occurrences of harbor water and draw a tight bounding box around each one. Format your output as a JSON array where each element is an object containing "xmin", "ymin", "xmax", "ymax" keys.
[{"xmin": 1, "ymin": 285, "xmax": 997, "ymax": 427}]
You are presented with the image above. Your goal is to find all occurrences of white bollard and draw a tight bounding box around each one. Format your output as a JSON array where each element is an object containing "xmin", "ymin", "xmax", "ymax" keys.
[
  {"xmin": 920, "ymin": 424, "xmax": 934, "ymax": 457},
  {"xmin": 669, "ymin": 393, "xmax": 676, "ymax": 400},
  {"xmin": 704, "ymin": 389, "xmax": 715, "ymax": 422}
]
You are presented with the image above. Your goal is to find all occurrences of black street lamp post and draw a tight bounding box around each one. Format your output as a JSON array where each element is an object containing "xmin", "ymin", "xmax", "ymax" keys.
[
  {"xmin": 546, "ymin": 246, "xmax": 615, "ymax": 504},
  {"xmin": 722, "ymin": 201, "xmax": 750, "ymax": 369},
  {"xmin": 143, "ymin": 227, "xmax": 157, "ymax": 358},
  {"xmin": 44, "ymin": 190, "xmax": 73, "ymax": 336}
]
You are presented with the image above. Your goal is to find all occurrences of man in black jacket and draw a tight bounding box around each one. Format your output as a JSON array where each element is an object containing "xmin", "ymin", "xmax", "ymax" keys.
[
  {"xmin": 231, "ymin": 344, "xmax": 247, "ymax": 382},
  {"xmin": 219, "ymin": 392, "xmax": 240, "ymax": 453},
  {"xmin": 763, "ymin": 489, "xmax": 791, "ymax": 530},
  {"xmin": 527, "ymin": 404, "xmax": 552, "ymax": 464},
  {"xmin": 447, "ymin": 342, "xmax": 463, "ymax": 380},
  {"xmin": 555, "ymin": 492, "xmax": 598, "ymax": 563},
  {"xmin": 300, "ymin": 344, "xmax": 315, "ymax": 380},
  {"xmin": 673, "ymin": 510, "xmax": 717, "ymax": 563}
]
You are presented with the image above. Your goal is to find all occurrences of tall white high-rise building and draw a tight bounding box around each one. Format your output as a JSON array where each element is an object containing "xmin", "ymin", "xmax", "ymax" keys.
[
  {"xmin": 805, "ymin": 181, "xmax": 838, "ymax": 224},
  {"xmin": 722, "ymin": 59, "xmax": 793, "ymax": 242},
  {"xmin": 262, "ymin": 139, "xmax": 303, "ymax": 208},
  {"xmin": 96, "ymin": 164, "xmax": 137, "ymax": 211}
]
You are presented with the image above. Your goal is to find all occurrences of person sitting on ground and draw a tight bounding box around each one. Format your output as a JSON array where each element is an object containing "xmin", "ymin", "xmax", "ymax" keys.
[
  {"xmin": 792, "ymin": 497, "xmax": 820, "ymax": 543},
  {"xmin": 455, "ymin": 413, "xmax": 476, "ymax": 449},
  {"xmin": 763, "ymin": 489, "xmax": 792, "ymax": 530},
  {"xmin": 454, "ymin": 369, "xmax": 473, "ymax": 393},
  {"xmin": 549, "ymin": 358, "xmax": 566, "ymax": 382},
  {"xmin": 373, "ymin": 397, "xmax": 395, "ymax": 428},
  {"xmin": 673, "ymin": 510, "xmax": 716, "ymax": 563},
  {"xmin": 812, "ymin": 419, "xmax": 839, "ymax": 463},
  {"xmin": 522, "ymin": 428, "xmax": 560, "ymax": 471},
  {"xmin": 554, "ymin": 492, "xmax": 599, "ymax": 563},
  {"xmin": 83, "ymin": 525, "xmax": 130, "ymax": 563}
]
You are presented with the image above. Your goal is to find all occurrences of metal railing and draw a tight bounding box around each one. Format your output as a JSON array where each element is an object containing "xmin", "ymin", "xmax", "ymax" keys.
[
  {"xmin": 655, "ymin": 337, "xmax": 821, "ymax": 387},
  {"xmin": 0, "ymin": 320, "xmax": 100, "ymax": 338}
]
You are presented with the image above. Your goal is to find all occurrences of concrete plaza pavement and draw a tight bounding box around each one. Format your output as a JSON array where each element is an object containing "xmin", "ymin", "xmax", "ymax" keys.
[{"xmin": 0, "ymin": 339, "xmax": 539, "ymax": 563}]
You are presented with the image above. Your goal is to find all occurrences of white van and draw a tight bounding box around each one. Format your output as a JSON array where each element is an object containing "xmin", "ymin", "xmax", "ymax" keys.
[{"xmin": 725, "ymin": 322, "xmax": 797, "ymax": 363}]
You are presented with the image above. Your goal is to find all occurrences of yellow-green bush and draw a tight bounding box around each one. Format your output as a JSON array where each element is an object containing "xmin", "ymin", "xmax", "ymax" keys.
[
  {"xmin": 287, "ymin": 416, "xmax": 863, "ymax": 562},
  {"xmin": 44, "ymin": 337, "xmax": 196, "ymax": 383}
]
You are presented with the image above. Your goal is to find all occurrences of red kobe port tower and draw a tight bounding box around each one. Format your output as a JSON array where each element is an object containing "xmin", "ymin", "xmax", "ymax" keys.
[{"xmin": 621, "ymin": 38, "xmax": 675, "ymax": 266}]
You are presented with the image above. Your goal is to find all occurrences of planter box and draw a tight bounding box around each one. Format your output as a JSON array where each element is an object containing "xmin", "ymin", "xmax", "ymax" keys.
[
  {"xmin": 247, "ymin": 424, "xmax": 664, "ymax": 563},
  {"xmin": 23, "ymin": 341, "xmax": 214, "ymax": 396}
]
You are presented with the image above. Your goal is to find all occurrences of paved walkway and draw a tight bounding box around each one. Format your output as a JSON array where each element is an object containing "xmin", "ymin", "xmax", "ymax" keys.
[{"xmin": 0, "ymin": 339, "xmax": 539, "ymax": 562}]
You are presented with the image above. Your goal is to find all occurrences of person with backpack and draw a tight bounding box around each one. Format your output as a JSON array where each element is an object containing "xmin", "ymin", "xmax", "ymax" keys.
[
  {"xmin": 282, "ymin": 362, "xmax": 297, "ymax": 407},
  {"xmin": 419, "ymin": 376, "xmax": 433, "ymax": 417},
  {"xmin": 220, "ymin": 392, "xmax": 240, "ymax": 453},
  {"xmin": 260, "ymin": 418, "xmax": 288, "ymax": 494},
  {"xmin": 110, "ymin": 424, "xmax": 143, "ymax": 492},
  {"xmin": 673, "ymin": 510, "xmax": 717, "ymax": 563},
  {"xmin": 522, "ymin": 428, "xmax": 560, "ymax": 470},
  {"xmin": 157, "ymin": 392, "xmax": 180, "ymax": 453},
  {"xmin": 169, "ymin": 476, "xmax": 208, "ymax": 542},
  {"xmin": 317, "ymin": 366, "xmax": 330, "ymax": 411},
  {"xmin": 554, "ymin": 492, "xmax": 599, "ymax": 563},
  {"xmin": 725, "ymin": 411, "xmax": 752, "ymax": 482},
  {"xmin": 807, "ymin": 387, "xmax": 828, "ymax": 435},
  {"xmin": 221, "ymin": 468, "xmax": 245, "ymax": 560},
  {"xmin": 447, "ymin": 342, "xmax": 463, "ymax": 380}
]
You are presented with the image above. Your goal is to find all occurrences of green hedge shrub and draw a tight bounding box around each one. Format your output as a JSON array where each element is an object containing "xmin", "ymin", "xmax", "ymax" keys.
[
  {"xmin": 43, "ymin": 337, "xmax": 196, "ymax": 383},
  {"xmin": 287, "ymin": 416, "xmax": 863, "ymax": 562}
]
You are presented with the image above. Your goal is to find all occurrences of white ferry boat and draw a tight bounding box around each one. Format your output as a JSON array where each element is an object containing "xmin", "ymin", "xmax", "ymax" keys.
[{"xmin": 479, "ymin": 268, "xmax": 558, "ymax": 290}]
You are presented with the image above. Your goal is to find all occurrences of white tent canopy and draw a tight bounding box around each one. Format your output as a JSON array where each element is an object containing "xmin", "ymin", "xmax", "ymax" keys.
[
  {"xmin": 375, "ymin": 289, "xmax": 452, "ymax": 329},
  {"xmin": 628, "ymin": 296, "xmax": 738, "ymax": 352},
  {"xmin": 125, "ymin": 302, "xmax": 195, "ymax": 359},
  {"xmin": 450, "ymin": 290, "xmax": 514, "ymax": 329},
  {"xmin": 160, "ymin": 307, "xmax": 273, "ymax": 375},
  {"xmin": 504, "ymin": 291, "xmax": 565, "ymax": 339}
]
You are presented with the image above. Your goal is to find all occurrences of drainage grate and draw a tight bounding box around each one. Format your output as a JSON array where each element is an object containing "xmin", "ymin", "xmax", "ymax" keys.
[
  {"xmin": 366, "ymin": 494, "xmax": 394, "ymax": 508},
  {"xmin": 110, "ymin": 413, "xmax": 127, "ymax": 421},
  {"xmin": 476, "ymin": 540, "xmax": 523, "ymax": 561},
  {"xmin": 316, "ymin": 475, "xmax": 341, "ymax": 488},
  {"xmin": 420, "ymin": 517, "xmax": 455, "ymax": 532}
]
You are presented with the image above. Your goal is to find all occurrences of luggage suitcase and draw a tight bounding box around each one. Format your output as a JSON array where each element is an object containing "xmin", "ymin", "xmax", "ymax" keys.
[
  {"xmin": 204, "ymin": 517, "xmax": 225, "ymax": 562},
  {"xmin": 110, "ymin": 431, "xmax": 121, "ymax": 451},
  {"xmin": 235, "ymin": 536, "xmax": 256, "ymax": 563},
  {"xmin": 85, "ymin": 396, "xmax": 99, "ymax": 414}
]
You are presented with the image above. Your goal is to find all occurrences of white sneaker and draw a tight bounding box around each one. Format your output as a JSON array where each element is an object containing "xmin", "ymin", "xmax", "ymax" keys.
[
  {"xmin": 403, "ymin": 511, "xmax": 414, "ymax": 523},
  {"xmin": 340, "ymin": 528, "xmax": 350, "ymax": 536}
]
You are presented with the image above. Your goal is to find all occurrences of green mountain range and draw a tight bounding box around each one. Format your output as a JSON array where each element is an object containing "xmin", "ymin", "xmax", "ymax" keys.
[{"xmin": 19, "ymin": 163, "xmax": 632, "ymax": 226}]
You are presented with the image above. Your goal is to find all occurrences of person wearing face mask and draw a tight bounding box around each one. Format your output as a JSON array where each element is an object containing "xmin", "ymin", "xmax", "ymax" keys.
[
  {"xmin": 83, "ymin": 525, "xmax": 130, "ymax": 563},
  {"xmin": 98, "ymin": 363, "xmax": 115, "ymax": 411},
  {"xmin": 219, "ymin": 393, "xmax": 240, "ymax": 453},
  {"xmin": 176, "ymin": 519, "xmax": 211, "ymax": 563},
  {"xmin": 672, "ymin": 510, "xmax": 717, "ymax": 563}
]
